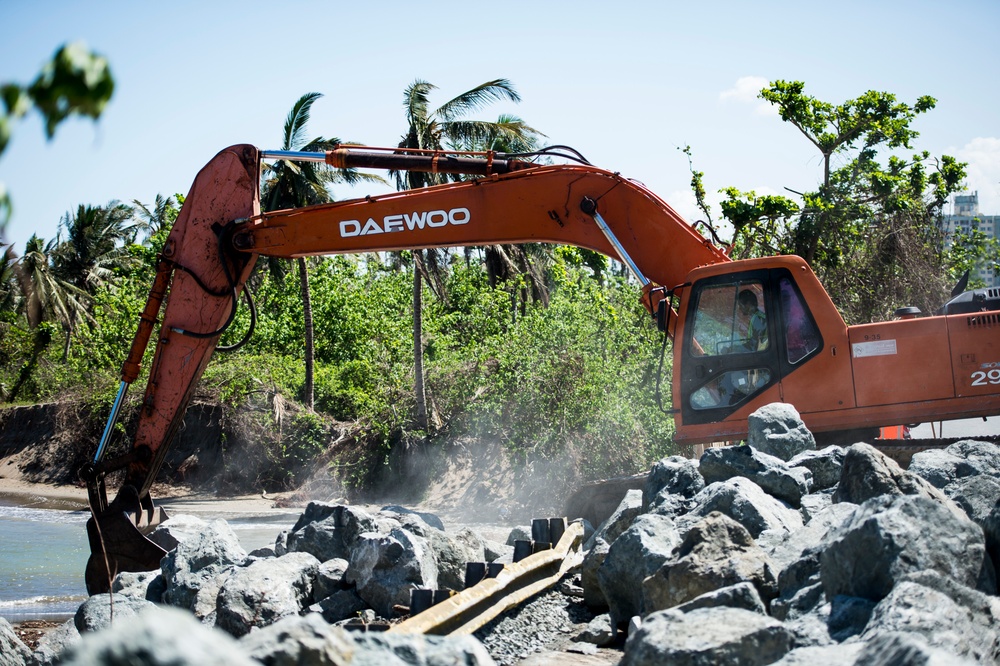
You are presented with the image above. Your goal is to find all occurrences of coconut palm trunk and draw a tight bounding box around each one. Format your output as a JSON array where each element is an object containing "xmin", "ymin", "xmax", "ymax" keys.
[{"xmin": 299, "ymin": 256, "xmax": 314, "ymax": 409}]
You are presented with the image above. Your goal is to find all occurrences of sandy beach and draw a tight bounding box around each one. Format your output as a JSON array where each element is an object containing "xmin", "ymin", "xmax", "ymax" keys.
[{"xmin": 0, "ymin": 469, "xmax": 311, "ymax": 518}]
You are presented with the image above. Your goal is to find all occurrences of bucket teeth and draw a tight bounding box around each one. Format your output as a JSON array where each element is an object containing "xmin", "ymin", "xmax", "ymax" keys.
[{"xmin": 85, "ymin": 485, "xmax": 168, "ymax": 595}]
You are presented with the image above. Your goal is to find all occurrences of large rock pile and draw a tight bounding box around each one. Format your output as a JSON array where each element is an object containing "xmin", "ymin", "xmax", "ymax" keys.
[
  {"xmin": 588, "ymin": 403, "xmax": 999, "ymax": 666},
  {"xmin": 10, "ymin": 401, "xmax": 1000, "ymax": 665}
]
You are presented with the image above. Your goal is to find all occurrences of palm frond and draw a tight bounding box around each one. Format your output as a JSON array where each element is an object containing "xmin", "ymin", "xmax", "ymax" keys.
[
  {"xmin": 282, "ymin": 92, "xmax": 323, "ymax": 151},
  {"xmin": 403, "ymin": 80, "xmax": 435, "ymax": 129},
  {"xmin": 435, "ymin": 79, "xmax": 520, "ymax": 122}
]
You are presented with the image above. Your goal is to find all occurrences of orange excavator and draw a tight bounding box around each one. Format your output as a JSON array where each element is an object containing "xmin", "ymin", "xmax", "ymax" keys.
[{"xmin": 81, "ymin": 144, "xmax": 1000, "ymax": 593}]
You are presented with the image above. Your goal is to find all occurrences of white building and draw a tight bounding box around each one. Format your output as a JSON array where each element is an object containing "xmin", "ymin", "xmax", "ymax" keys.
[{"xmin": 940, "ymin": 192, "xmax": 999, "ymax": 288}]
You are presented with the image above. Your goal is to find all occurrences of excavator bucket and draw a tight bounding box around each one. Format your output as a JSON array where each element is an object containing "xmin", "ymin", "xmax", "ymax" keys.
[{"xmin": 85, "ymin": 485, "xmax": 169, "ymax": 595}]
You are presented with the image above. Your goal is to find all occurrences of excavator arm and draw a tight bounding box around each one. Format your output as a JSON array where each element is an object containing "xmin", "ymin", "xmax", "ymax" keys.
[{"xmin": 83, "ymin": 144, "xmax": 728, "ymax": 593}]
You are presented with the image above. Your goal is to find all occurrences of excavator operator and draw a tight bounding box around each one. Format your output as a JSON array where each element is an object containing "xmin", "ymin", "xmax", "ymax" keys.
[{"xmin": 738, "ymin": 289, "xmax": 767, "ymax": 352}]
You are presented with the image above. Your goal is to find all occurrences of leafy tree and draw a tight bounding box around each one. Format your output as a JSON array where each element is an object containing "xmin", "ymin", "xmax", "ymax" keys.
[
  {"xmin": 679, "ymin": 145, "xmax": 800, "ymax": 260},
  {"xmin": 758, "ymin": 81, "xmax": 942, "ymax": 267},
  {"xmin": 0, "ymin": 244, "xmax": 19, "ymax": 320},
  {"xmin": 1, "ymin": 42, "xmax": 114, "ymax": 234},
  {"xmin": 946, "ymin": 226, "xmax": 1000, "ymax": 289},
  {"xmin": 766, "ymin": 85, "xmax": 966, "ymax": 322}
]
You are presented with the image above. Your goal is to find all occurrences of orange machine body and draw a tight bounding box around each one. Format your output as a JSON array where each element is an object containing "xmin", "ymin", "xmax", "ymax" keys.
[{"xmin": 670, "ymin": 256, "xmax": 1000, "ymax": 444}]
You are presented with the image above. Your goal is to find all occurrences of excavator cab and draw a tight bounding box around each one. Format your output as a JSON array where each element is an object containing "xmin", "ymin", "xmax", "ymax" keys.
[{"xmin": 676, "ymin": 266, "xmax": 823, "ymax": 429}]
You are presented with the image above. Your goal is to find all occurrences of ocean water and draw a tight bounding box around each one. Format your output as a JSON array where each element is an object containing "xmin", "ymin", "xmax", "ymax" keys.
[
  {"xmin": 0, "ymin": 497, "xmax": 90, "ymax": 622},
  {"xmin": 0, "ymin": 495, "xmax": 295, "ymax": 624}
]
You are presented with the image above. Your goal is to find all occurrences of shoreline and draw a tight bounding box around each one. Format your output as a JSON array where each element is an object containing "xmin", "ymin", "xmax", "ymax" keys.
[{"xmin": 0, "ymin": 476, "xmax": 304, "ymax": 519}]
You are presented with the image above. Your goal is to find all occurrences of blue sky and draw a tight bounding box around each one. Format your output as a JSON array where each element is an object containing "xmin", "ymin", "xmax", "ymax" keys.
[{"xmin": 2, "ymin": 0, "xmax": 998, "ymax": 253}]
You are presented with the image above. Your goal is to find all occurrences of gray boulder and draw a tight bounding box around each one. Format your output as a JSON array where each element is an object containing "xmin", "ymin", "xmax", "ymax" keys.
[
  {"xmin": 504, "ymin": 525, "xmax": 531, "ymax": 546},
  {"xmin": 308, "ymin": 588, "xmax": 368, "ymax": 623},
  {"xmin": 763, "ymin": 502, "xmax": 856, "ymax": 574},
  {"xmin": 380, "ymin": 505, "xmax": 446, "ymax": 530},
  {"xmin": 148, "ymin": 513, "xmax": 210, "ymax": 552},
  {"xmin": 238, "ymin": 612, "xmax": 356, "ymax": 665},
  {"xmin": 700, "ymin": 444, "xmax": 812, "ymax": 506},
  {"xmin": 826, "ymin": 594, "xmax": 876, "ymax": 642},
  {"xmin": 597, "ymin": 513, "xmax": 680, "ymax": 629},
  {"xmin": 746, "ymin": 402, "xmax": 815, "ymax": 461},
  {"xmin": 909, "ymin": 448, "xmax": 983, "ymax": 489},
  {"xmin": 771, "ymin": 581, "xmax": 823, "ymax": 623},
  {"xmin": 160, "ymin": 518, "xmax": 247, "ymax": 618},
  {"xmin": 0, "ymin": 616, "xmax": 31, "ymax": 666},
  {"xmin": 349, "ymin": 631, "xmax": 496, "ymax": 665},
  {"xmin": 679, "ymin": 476, "xmax": 803, "ymax": 538},
  {"xmin": 946, "ymin": 439, "xmax": 1000, "ymax": 477},
  {"xmin": 312, "ymin": 557, "xmax": 350, "ymax": 601},
  {"xmin": 215, "ymin": 551, "xmax": 321, "ymax": 637},
  {"xmin": 242, "ymin": 613, "xmax": 497, "ymax": 666},
  {"xmin": 672, "ymin": 581, "xmax": 766, "ymax": 615},
  {"xmin": 347, "ymin": 527, "xmax": 438, "ymax": 617},
  {"xmin": 946, "ymin": 473, "xmax": 1000, "ymax": 585},
  {"xmin": 584, "ymin": 488, "xmax": 642, "ymax": 551},
  {"xmin": 74, "ymin": 594, "xmax": 158, "ymax": 633},
  {"xmin": 833, "ymin": 444, "xmax": 967, "ymax": 520},
  {"xmin": 788, "ymin": 446, "xmax": 844, "ymax": 491},
  {"xmin": 285, "ymin": 502, "xmax": 384, "ymax": 562},
  {"xmin": 61, "ymin": 606, "xmax": 254, "ymax": 666},
  {"xmin": 29, "ymin": 618, "xmax": 80, "ymax": 666},
  {"xmin": 770, "ymin": 643, "xmax": 864, "ymax": 666},
  {"xmin": 582, "ymin": 489, "xmax": 645, "ymax": 609},
  {"xmin": 482, "ymin": 536, "xmax": 510, "ymax": 563},
  {"xmin": 643, "ymin": 512, "xmax": 777, "ymax": 612},
  {"xmin": 111, "ymin": 569, "xmax": 165, "ymax": 602},
  {"xmin": 642, "ymin": 455, "xmax": 704, "ymax": 512},
  {"xmin": 821, "ymin": 494, "xmax": 991, "ymax": 601},
  {"xmin": 861, "ymin": 570, "xmax": 1000, "ymax": 663},
  {"xmin": 622, "ymin": 607, "xmax": 793, "ymax": 666},
  {"xmin": 422, "ymin": 526, "xmax": 485, "ymax": 591},
  {"xmin": 798, "ymin": 491, "xmax": 834, "ymax": 521},
  {"xmin": 856, "ymin": 631, "xmax": 981, "ymax": 665},
  {"xmin": 581, "ymin": 537, "xmax": 612, "ymax": 611},
  {"xmin": 573, "ymin": 613, "xmax": 616, "ymax": 647}
]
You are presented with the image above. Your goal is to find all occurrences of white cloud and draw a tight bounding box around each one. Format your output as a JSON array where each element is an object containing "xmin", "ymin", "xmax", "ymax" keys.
[
  {"xmin": 719, "ymin": 76, "xmax": 776, "ymax": 116},
  {"xmin": 955, "ymin": 137, "xmax": 1000, "ymax": 215}
]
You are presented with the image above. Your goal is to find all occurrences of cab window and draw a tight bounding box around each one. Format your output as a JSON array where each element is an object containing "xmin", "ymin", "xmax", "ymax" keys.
[
  {"xmin": 778, "ymin": 277, "xmax": 820, "ymax": 364},
  {"xmin": 690, "ymin": 368, "xmax": 774, "ymax": 409},
  {"xmin": 689, "ymin": 281, "xmax": 768, "ymax": 356}
]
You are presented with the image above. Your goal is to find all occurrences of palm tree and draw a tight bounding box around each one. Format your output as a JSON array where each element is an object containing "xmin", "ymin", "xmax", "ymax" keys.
[
  {"xmin": 132, "ymin": 194, "xmax": 179, "ymax": 242},
  {"xmin": 260, "ymin": 92, "xmax": 382, "ymax": 409},
  {"xmin": 464, "ymin": 113, "xmax": 550, "ymax": 318},
  {"xmin": 394, "ymin": 79, "xmax": 542, "ymax": 431},
  {"xmin": 50, "ymin": 201, "xmax": 137, "ymax": 295},
  {"xmin": 0, "ymin": 244, "xmax": 19, "ymax": 319},
  {"xmin": 5, "ymin": 234, "xmax": 90, "ymax": 401}
]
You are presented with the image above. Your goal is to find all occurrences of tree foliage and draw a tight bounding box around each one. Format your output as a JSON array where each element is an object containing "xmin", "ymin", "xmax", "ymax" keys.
[
  {"xmin": 1, "ymin": 42, "xmax": 114, "ymax": 233},
  {"xmin": 687, "ymin": 81, "xmax": 975, "ymax": 324}
]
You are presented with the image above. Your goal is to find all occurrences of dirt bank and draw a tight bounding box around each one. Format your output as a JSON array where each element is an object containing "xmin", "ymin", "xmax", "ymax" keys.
[{"xmin": 0, "ymin": 401, "xmax": 590, "ymax": 526}]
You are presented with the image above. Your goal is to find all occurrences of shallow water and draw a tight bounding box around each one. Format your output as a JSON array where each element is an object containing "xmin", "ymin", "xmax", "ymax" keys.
[
  {"xmin": 0, "ymin": 497, "xmax": 89, "ymax": 622},
  {"xmin": 0, "ymin": 495, "xmax": 296, "ymax": 624}
]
